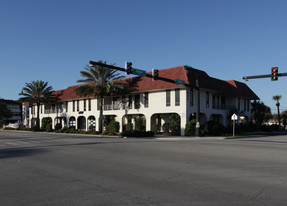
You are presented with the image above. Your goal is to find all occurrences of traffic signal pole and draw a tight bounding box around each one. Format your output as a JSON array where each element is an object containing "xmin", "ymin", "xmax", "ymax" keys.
[{"xmin": 89, "ymin": 61, "xmax": 201, "ymax": 137}]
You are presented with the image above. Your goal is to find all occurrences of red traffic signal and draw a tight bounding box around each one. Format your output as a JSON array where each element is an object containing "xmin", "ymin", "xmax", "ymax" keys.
[
  {"xmin": 271, "ymin": 67, "xmax": 278, "ymax": 81},
  {"xmin": 125, "ymin": 62, "xmax": 132, "ymax": 75}
]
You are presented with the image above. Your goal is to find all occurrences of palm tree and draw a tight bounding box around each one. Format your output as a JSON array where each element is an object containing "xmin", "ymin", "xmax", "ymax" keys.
[
  {"xmin": 19, "ymin": 80, "xmax": 54, "ymax": 130},
  {"xmin": 75, "ymin": 61, "xmax": 127, "ymax": 133},
  {"xmin": 272, "ymin": 95, "xmax": 282, "ymax": 130}
]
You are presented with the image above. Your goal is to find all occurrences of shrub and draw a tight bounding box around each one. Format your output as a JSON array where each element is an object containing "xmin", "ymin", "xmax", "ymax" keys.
[
  {"xmin": 134, "ymin": 116, "xmax": 145, "ymax": 131},
  {"xmin": 170, "ymin": 114, "xmax": 181, "ymax": 135},
  {"xmin": 162, "ymin": 122, "xmax": 170, "ymax": 133},
  {"xmin": 125, "ymin": 123, "xmax": 133, "ymax": 132},
  {"xmin": 55, "ymin": 123, "xmax": 62, "ymax": 130},
  {"xmin": 185, "ymin": 119, "xmax": 196, "ymax": 136},
  {"xmin": 45, "ymin": 123, "xmax": 53, "ymax": 132},
  {"xmin": 41, "ymin": 118, "xmax": 52, "ymax": 130},
  {"xmin": 203, "ymin": 121, "xmax": 225, "ymax": 136},
  {"xmin": 151, "ymin": 124, "xmax": 161, "ymax": 134},
  {"xmin": 108, "ymin": 120, "xmax": 120, "ymax": 135}
]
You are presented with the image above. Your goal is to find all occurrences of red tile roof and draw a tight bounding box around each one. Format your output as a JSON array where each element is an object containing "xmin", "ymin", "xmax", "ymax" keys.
[{"xmin": 52, "ymin": 66, "xmax": 259, "ymax": 101}]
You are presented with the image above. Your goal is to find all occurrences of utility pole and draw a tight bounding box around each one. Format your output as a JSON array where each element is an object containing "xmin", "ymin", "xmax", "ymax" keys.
[
  {"xmin": 243, "ymin": 67, "xmax": 287, "ymax": 81},
  {"xmin": 195, "ymin": 74, "xmax": 200, "ymax": 137},
  {"xmin": 243, "ymin": 67, "xmax": 287, "ymax": 132},
  {"xmin": 89, "ymin": 61, "xmax": 201, "ymax": 137}
]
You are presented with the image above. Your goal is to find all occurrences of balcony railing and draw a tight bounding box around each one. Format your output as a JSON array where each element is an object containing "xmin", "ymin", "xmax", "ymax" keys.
[
  {"xmin": 44, "ymin": 108, "xmax": 63, "ymax": 114},
  {"xmin": 103, "ymin": 104, "xmax": 121, "ymax": 111}
]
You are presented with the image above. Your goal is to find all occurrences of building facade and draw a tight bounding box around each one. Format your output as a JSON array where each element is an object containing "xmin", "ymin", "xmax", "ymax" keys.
[
  {"xmin": 0, "ymin": 99, "xmax": 22, "ymax": 124},
  {"xmin": 22, "ymin": 66, "xmax": 259, "ymax": 135}
]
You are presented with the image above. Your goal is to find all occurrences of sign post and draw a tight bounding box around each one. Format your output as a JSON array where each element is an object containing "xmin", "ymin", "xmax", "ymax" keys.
[{"xmin": 231, "ymin": 113, "xmax": 238, "ymax": 137}]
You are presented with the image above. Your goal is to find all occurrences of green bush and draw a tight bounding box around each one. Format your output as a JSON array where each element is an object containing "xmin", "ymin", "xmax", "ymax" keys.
[
  {"xmin": 134, "ymin": 116, "xmax": 145, "ymax": 131},
  {"xmin": 41, "ymin": 118, "xmax": 52, "ymax": 130},
  {"xmin": 108, "ymin": 120, "xmax": 119, "ymax": 135},
  {"xmin": 55, "ymin": 123, "xmax": 62, "ymax": 130},
  {"xmin": 125, "ymin": 123, "xmax": 133, "ymax": 132},
  {"xmin": 170, "ymin": 114, "xmax": 180, "ymax": 135},
  {"xmin": 185, "ymin": 119, "xmax": 196, "ymax": 136},
  {"xmin": 203, "ymin": 121, "xmax": 225, "ymax": 136},
  {"xmin": 151, "ymin": 124, "xmax": 161, "ymax": 134},
  {"xmin": 162, "ymin": 122, "xmax": 170, "ymax": 133},
  {"xmin": 45, "ymin": 123, "xmax": 53, "ymax": 132}
]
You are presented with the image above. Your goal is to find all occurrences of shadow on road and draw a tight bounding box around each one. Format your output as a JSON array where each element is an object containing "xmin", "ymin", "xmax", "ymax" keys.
[{"xmin": 0, "ymin": 148, "xmax": 50, "ymax": 159}]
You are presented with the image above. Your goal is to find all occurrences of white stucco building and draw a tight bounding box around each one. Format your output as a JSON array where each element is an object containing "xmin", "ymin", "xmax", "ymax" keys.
[{"xmin": 22, "ymin": 66, "xmax": 259, "ymax": 135}]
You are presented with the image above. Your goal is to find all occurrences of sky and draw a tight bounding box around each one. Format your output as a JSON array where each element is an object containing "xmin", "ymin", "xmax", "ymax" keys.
[{"xmin": 0, "ymin": 0, "xmax": 286, "ymax": 113}]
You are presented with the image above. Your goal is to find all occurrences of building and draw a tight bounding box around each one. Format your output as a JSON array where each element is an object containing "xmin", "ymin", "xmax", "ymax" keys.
[
  {"xmin": 0, "ymin": 99, "xmax": 22, "ymax": 124},
  {"xmin": 23, "ymin": 66, "xmax": 259, "ymax": 135}
]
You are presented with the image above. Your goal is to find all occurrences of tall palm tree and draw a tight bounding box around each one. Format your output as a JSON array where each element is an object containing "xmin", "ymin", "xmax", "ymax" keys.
[
  {"xmin": 75, "ymin": 61, "xmax": 127, "ymax": 133},
  {"xmin": 19, "ymin": 80, "xmax": 54, "ymax": 130},
  {"xmin": 272, "ymin": 95, "xmax": 282, "ymax": 130}
]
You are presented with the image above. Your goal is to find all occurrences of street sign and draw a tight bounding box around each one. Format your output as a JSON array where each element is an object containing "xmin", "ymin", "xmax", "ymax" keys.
[
  {"xmin": 231, "ymin": 113, "xmax": 238, "ymax": 136},
  {"xmin": 175, "ymin": 79, "xmax": 185, "ymax": 86},
  {"xmin": 132, "ymin": 68, "xmax": 146, "ymax": 76},
  {"xmin": 231, "ymin": 113, "xmax": 238, "ymax": 120}
]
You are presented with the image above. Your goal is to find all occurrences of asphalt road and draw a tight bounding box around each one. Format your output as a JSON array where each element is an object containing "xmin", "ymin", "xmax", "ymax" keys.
[{"xmin": 1, "ymin": 131, "xmax": 287, "ymax": 205}]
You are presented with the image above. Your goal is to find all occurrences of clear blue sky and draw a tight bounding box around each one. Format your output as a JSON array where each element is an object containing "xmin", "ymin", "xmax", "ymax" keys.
[{"xmin": 1, "ymin": 0, "xmax": 286, "ymax": 113}]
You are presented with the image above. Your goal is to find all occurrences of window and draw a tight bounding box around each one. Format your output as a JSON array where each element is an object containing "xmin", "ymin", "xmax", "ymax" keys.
[
  {"xmin": 97, "ymin": 98, "xmax": 100, "ymax": 110},
  {"xmin": 190, "ymin": 89, "xmax": 193, "ymax": 107},
  {"xmin": 212, "ymin": 95, "xmax": 216, "ymax": 109},
  {"xmin": 73, "ymin": 101, "xmax": 75, "ymax": 112},
  {"xmin": 66, "ymin": 102, "xmax": 68, "ymax": 112},
  {"xmin": 175, "ymin": 89, "xmax": 180, "ymax": 106},
  {"xmin": 206, "ymin": 92, "xmax": 209, "ymax": 108},
  {"xmin": 221, "ymin": 97, "xmax": 226, "ymax": 109},
  {"xmin": 166, "ymin": 90, "xmax": 171, "ymax": 107},
  {"xmin": 247, "ymin": 99, "xmax": 250, "ymax": 111},
  {"xmin": 122, "ymin": 96, "xmax": 126, "ymax": 109},
  {"xmin": 238, "ymin": 97, "xmax": 240, "ymax": 111},
  {"xmin": 88, "ymin": 99, "xmax": 91, "ymax": 111},
  {"xmin": 77, "ymin": 100, "xmax": 79, "ymax": 111},
  {"xmin": 113, "ymin": 97, "xmax": 120, "ymax": 110},
  {"xmin": 84, "ymin": 99, "xmax": 86, "ymax": 111},
  {"xmin": 244, "ymin": 99, "xmax": 246, "ymax": 111},
  {"xmin": 128, "ymin": 95, "xmax": 132, "ymax": 109},
  {"xmin": 144, "ymin": 92, "xmax": 148, "ymax": 108},
  {"xmin": 134, "ymin": 94, "xmax": 140, "ymax": 109}
]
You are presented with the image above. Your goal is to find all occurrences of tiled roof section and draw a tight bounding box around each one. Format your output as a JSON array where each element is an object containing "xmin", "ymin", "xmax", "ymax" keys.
[
  {"xmin": 226, "ymin": 80, "xmax": 260, "ymax": 100},
  {"xmin": 53, "ymin": 85, "xmax": 81, "ymax": 101},
  {"xmin": 124, "ymin": 66, "xmax": 188, "ymax": 92},
  {"xmin": 51, "ymin": 65, "xmax": 259, "ymax": 101}
]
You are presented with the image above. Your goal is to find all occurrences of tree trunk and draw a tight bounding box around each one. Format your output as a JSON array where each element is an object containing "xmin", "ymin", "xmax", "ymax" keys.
[
  {"xmin": 277, "ymin": 102, "xmax": 281, "ymax": 131},
  {"xmin": 36, "ymin": 102, "xmax": 40, "ymax": 130},
  {"xmin": 99, "ymin": 97, "xmax": 103, "ymax": 134}
]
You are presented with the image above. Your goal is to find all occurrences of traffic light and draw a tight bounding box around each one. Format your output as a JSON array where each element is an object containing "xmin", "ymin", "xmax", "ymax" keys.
[
  {"xmin": 125, "ymin": 62, "xmax": 132, "ymax": 75},
  {"xmin": 271, "ymin": 67, "xmax": 278, "ymax": 81},
  {"xmin": 152, "ymin": 69, "xmax": 159, "ymax": 80}
]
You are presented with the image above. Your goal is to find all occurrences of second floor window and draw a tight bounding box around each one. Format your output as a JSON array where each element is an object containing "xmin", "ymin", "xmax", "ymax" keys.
[
  {"xmin": 73, "ymin": 101, "xmax": 75, "ymax": 112},
  {"xmin": 206, "ymin": 92, "xmax": 209, "ymax": 108},
  {"xmin": 135, "ymin": 94, "xmax": 140, "ymax": 109},
  {"xmin": 128, "ymin": 95, "xmax": 132, "ymax": 109},
  {"xmin": 212, "ymin": 95, "xmax": 215, "ymax": 109},
  {"xmin": 144, "ymin": 92, "xmax": 148, "ymax": 108},
  {"xmin": 238, "ymin": 97, "xmax": 240, "ymax": 111},
  {"xmin": 84, "ymin": 99, "xmax": 86, "ymax": 111},
  {"xmin": 175, "ymin": 89, "xmax": 180, "ymax": 106},
  {"xmin": 77, "ymin": 100, "xmax": 79, "ymax": 111},
  {"xmin": 166, "ymin": 90, "xmax": 171, "ymax": 107},
  {"xmin": 88, "ymin": 99, "xmax": 91, "ymax": 111},
  {"xmin": 190, "ymin": 89, "xmax": 193, "ymax": 107}
]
